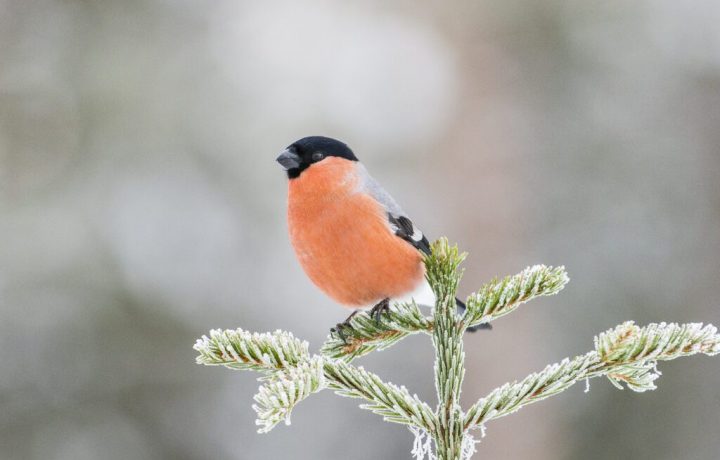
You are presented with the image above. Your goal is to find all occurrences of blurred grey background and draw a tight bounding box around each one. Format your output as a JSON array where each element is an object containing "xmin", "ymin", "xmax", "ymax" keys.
[{"xmin": 2, "ymin": 1, "xmax": 719, "ymax": 459}]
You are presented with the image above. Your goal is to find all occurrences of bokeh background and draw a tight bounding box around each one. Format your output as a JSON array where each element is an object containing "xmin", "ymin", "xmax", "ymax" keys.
[{"xmin": 2, "ymin": 1, "xmax": 719, "ymax": 459}]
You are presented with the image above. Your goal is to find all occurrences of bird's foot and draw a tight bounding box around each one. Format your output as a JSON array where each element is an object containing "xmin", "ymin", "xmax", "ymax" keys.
[
  {"xmin": 331, "ymin": 310, "xmax": 360, "ymax": 344},
  {"xmin": 369, "ymin": 298, "xmax": 390, "ymax": 325}
]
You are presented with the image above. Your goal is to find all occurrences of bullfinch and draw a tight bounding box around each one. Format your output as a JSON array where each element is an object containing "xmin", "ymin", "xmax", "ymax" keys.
[{"xmin": 276, "ymin": 136, "xmax": 489, "ymax": 339}]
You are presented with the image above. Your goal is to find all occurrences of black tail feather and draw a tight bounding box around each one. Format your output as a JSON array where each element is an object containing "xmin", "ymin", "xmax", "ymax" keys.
[{"xmin": 455, "ymin": 298, "xmax": 492, "ymax": 332}]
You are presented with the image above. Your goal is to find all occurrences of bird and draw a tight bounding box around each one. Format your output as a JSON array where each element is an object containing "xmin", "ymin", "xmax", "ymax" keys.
[{"xmin": 276, "ymin": 136, "xmax": 490, "ymax": 340}]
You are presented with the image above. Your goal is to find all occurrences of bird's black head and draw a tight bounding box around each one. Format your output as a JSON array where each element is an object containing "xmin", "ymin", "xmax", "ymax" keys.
[{"xmin": 276, "ymin": 136, "xmax": 358, "ymax": 179}]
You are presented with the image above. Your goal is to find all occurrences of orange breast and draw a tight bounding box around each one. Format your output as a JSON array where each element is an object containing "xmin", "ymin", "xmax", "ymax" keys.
[{"xmin": 287, "ymin": 158, "xmax": 424, "ymax": 308}]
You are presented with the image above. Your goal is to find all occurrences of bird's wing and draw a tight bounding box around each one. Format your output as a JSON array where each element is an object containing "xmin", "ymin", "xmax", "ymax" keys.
[
  {"xmin": 356, "ymin": 164, "xmax": 431, "ymax": 255},
  {"xmin": 386, "ymin": 214, "xmax": 431, "ymax": 255}
]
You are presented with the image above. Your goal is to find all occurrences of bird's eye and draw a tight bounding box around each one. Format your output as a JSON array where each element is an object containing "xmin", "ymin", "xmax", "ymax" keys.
[{"xmin": 311, "ymin": 152, "xmax": 325, "ymax": 162}]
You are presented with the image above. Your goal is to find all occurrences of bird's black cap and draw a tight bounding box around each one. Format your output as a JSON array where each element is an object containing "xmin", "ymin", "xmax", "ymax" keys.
[{"xmin": 276, "ymin": 136, "xmax": 357, "ymax": 179}]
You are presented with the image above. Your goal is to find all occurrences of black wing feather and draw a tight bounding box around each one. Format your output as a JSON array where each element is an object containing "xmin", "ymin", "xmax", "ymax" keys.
[{"xmin": 387, "ymin": 213, "xmax": 431, "ymax": 255}]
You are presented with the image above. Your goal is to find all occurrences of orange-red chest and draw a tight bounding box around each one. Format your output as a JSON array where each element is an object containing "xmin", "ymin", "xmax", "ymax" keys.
[{"xmin": 287, "ymin": 158, "xmax": 424, "ymax": 308}]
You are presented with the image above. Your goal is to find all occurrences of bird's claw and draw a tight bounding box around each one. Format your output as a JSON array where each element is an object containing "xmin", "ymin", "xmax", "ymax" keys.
[
  {"xmin": 331, "ymin": 300, "xmax": 391, "ymax": 344},
  {"xmin": 369, "ymin": 298, "xmax": 390, "ymax": 325},
  {"xmin": 332, "ymin": 323, "xmax": 354, "ymax": 344},
  {"xmin": 332, "ymin": 310, "xmax": 360, "ymax": 344}
]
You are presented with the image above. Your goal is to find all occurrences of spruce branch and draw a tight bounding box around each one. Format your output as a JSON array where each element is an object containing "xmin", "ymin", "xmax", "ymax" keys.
[
  {"xmin": 427, "ymin": 238, "xmax": 468, "ymax": 460},
  {"xmin": 194, "ymin": 328, "xmax": 309, "ymax": 374},
  {"xmin": 596, "ymin": 321, "xmax": 720, "ymax": 363},
  {"xmin": 320, "ymin": 264, "xmax": 568, "ymax": 361},
  {"xmin": 194, "ymin": 329, "xmax": 436, "ymax": 432},
  {"xmin": 462, "ymin": 264, "xmax": 569, "ymax": 330},
  {"xmin": 324, "ymin": 360, "xmax": 436, "ymax": 429},
  {"xmin": 253, "ymin": 356, "xmax": 326, "ymax": 432},
  {"xmin": 193, "ymin": 239, "xmax": 720, "ymax": 459},
  {"xmin": 320, "ymin": 301, "xmax": 431, "ymax": 360},
  {"xmin": 464, "ymin": 321, "xmax": 720, "ymax": 431}
]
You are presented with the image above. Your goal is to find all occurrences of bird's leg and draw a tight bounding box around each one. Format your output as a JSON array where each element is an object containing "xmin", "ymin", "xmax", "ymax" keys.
[
  {"xmin": 369, "ymin": 298, "xmax": 390, "ymax": 325},
  {"xmin": 331, "ymin": 310, "xmax": 360, "ymax": 344}
]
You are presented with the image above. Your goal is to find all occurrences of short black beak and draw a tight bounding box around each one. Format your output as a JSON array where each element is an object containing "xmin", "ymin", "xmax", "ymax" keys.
[{"xmin": 276, "ymin": 149, "xmax": 301, "ymax": 170}]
